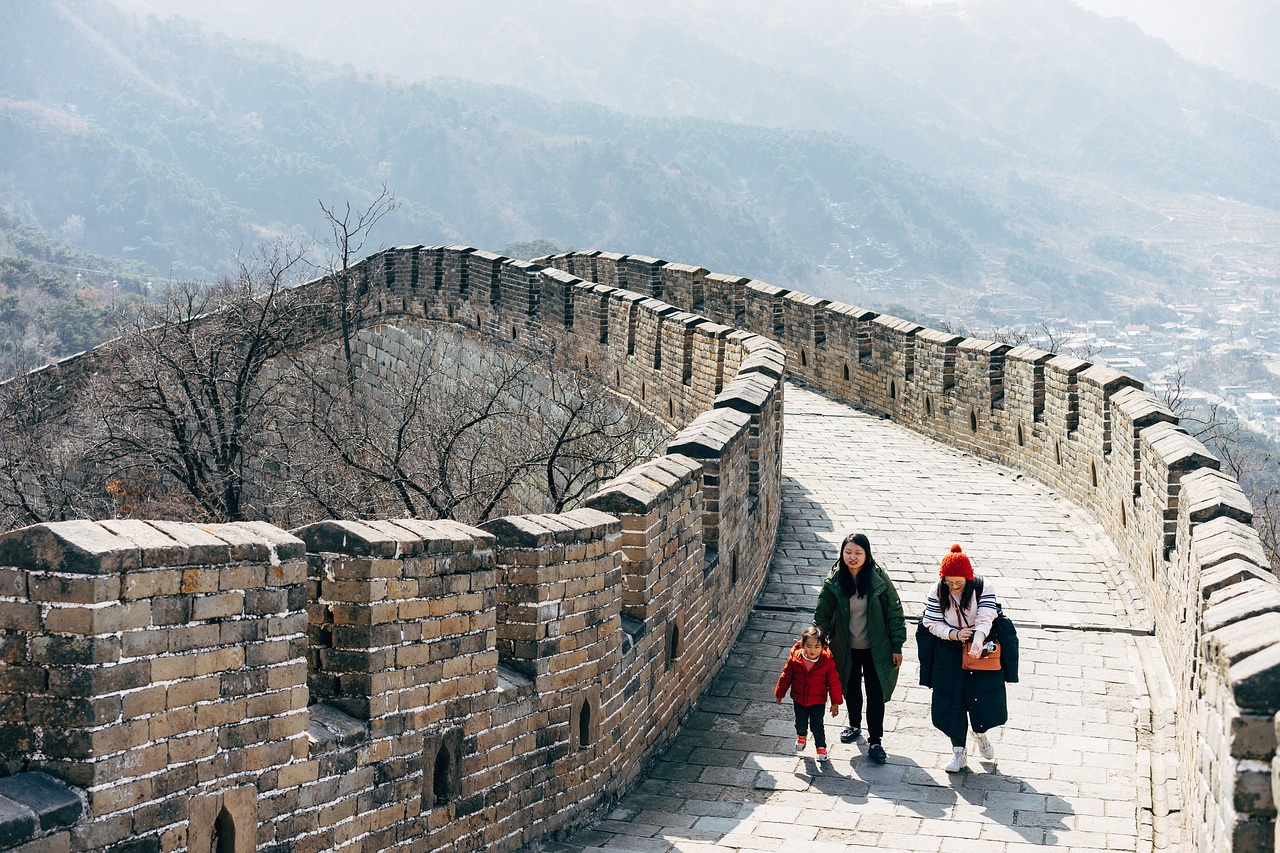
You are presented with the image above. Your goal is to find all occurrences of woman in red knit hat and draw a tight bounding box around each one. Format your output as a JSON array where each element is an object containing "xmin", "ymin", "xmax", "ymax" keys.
[{"xmin": 919, "ymin": 544, "xmax": 1008, "ymax": 772}]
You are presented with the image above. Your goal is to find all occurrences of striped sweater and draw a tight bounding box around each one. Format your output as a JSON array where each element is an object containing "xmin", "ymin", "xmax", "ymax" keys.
[{"xmin": 923, "ymin": 576, "xmax": 998, "ymax": 647}]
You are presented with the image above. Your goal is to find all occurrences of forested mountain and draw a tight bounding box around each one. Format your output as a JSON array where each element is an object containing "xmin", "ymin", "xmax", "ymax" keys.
[
  {"xmin": 2, "ymin": 0, "xmax": 1279, "ymax": 354},
  {"xmin": 3, "ymin": 0, "xmax": 1010, "ymax": 290},
  {"xmin": 100, "ymin": 0, "xmax": 1280, "ymax": 204}
]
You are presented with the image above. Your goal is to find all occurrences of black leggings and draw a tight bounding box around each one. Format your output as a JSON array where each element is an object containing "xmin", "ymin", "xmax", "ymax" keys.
[
  {"xmin": 793, "ymin": 701, "xmax": 827, "ymax": 748},
  {"xmin": 845, "ymin": 648, "xmax": 885, "ymax": 743}
]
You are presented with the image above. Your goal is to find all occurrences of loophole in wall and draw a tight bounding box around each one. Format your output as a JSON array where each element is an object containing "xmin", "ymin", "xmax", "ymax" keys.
[
  {"xmin": 969, "ymin": 409, "xmax": 978, "ymax": 432},
  {"xmin": 889, "ymin": 380, "xmax": 897, "ymax": 400},
  {"xmin": 925, "ymin": 395, "xmax": 932, "ymax": 417},
  {"xmin": 578, "ymin": 701, "xmax": 592, "ymax": 749}
]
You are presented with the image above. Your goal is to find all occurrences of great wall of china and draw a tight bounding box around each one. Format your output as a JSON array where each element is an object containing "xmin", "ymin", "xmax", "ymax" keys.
[{"xmin": 0, "ymin": 245, "xmax": 1277, "ymax": 852}]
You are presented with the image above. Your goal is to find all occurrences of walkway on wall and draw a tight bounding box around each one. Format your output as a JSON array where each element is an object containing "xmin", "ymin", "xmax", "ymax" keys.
[{"xmin": 536, "ymin": 382, "xmax": 1174, "ymax": 853}]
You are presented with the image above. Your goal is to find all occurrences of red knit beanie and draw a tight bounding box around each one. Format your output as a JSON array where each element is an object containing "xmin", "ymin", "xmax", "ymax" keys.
[{"xmin": 939, "ymin": 544, "xmax": 974, "ymax": 580}]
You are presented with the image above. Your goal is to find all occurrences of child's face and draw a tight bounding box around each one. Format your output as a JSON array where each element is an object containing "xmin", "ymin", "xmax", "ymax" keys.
[{"xmin": 801, "ymin": 637, "xmax": 823, "ymax": 658}]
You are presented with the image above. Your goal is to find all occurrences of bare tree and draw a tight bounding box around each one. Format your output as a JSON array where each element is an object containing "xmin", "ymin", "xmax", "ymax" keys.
[
  {"xmin": 93, "ymin": 241, "xmax": 314, "ymax": 522},
  {"xmin": 0, "ymin": 375, "xmax": 109, "ymax": 530},
  {"xmin": 1159, "ymin": 359, "xmax": 1280, "ymax": 571},
  {"xmin": 269, "ymin": 327, "xmax": 666, "ymax": 527},
  {"xmin": 318, "ymin": 185, "xmax": 397, "ymax": 385}
]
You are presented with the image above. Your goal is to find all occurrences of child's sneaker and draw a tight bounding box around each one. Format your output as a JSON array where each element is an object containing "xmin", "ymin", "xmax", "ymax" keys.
[
  {"xmin": 816, "ymin": 747, "xmax": 828, "ymax": 762},
  {"xmin": 795, "ymin": 736, "xmax": 807, "ymax": 752}
]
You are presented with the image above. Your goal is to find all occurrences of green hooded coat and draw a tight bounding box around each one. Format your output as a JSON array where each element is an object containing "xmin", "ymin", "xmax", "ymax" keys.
[{"xmin": 814, "ymin": 563, "xmax": 907, "ymax": 702}]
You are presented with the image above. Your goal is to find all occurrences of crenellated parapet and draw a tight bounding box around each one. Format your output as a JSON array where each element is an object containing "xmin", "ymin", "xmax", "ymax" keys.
[
  {"xmin": 542, "ymin": 249, "xmax": 1280, "ymax": 853},
  {"xmin": 0, "ymin": 246, "xmax": 784, "ymax": 852}
]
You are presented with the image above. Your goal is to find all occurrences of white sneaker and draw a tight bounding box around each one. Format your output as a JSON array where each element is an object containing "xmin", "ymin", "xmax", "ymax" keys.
[
  {"xmin": 944, "ymin": 747, "xmax": 967, "ymax": 773},
  {"xmin": 974, "ymin": 732, "xmax": 995, "ymax": 760}
]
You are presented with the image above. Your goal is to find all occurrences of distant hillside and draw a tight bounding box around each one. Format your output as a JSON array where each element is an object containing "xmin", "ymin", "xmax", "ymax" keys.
[
  {"xmin": 101, "ymin": 0, "xmax": 1280, "ymax": 206},
  {"xmin": 3, "ymin": 0, "xmax": 1279, "ymax": 329},
  {"xmin": 1072, "ymin": 0, "xmax": 1280, "ymax": 90},
  {"xmin": 2, "ymin": 0, "xmax": 1055, "ymax": 303}
]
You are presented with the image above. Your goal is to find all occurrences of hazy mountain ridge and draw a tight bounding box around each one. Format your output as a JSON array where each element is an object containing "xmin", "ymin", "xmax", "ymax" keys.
[
  {"xmin": 2, "ymin": 0, "xmax": 1278, "ymax": 328},
  {"xmin": 3, "ymin": 0, "xmax": 1038, "ymax": 293},
  {"xmin": 100, "ymin": 0, "xmax": 1280, "ymax": 207}
]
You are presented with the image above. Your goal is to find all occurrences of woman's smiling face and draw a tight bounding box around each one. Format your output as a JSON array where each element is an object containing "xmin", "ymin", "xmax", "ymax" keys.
[{"xmin": 842, "ymin": 541, "xmax": 866, "ymax": 571}]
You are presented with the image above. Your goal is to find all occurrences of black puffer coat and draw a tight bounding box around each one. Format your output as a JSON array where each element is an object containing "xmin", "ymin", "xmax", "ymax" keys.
[{"xmin": 916, "ymin": 620, "xmax": 1008, "ymax": 739}]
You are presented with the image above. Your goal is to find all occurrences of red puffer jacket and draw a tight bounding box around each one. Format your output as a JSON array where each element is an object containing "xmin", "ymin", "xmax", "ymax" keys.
[{"xmin": 774, "ymin": 642, "xmax": 844, "ymax": 707}]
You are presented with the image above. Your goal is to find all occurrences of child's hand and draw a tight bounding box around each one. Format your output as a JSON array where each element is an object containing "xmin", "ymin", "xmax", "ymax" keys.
[
  {"xmin": 775, "ymin": 696, "xmax": 782, "ymax": 704},
  {"xmin": 829, "ymin": 703, "xmax": 840, "ymax": 717}
]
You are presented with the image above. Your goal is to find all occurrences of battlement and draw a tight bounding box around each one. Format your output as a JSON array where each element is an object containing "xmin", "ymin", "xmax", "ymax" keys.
[
  {"xmin": 5, "ymin": 239, "xmax": 1279, "ymax": 851},
  {"xmin": 0, "ymin": 247, "xmax": 784, "ymax": 852},
  {"xmin": 541, "ymin": 250, "xmax": 1280, "ymax": 853}
]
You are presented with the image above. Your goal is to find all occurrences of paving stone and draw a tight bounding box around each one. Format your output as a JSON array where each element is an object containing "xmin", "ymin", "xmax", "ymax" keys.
[{"xmin": 530, "ymin": 382, "xmax": 1151, "ymax": 853}]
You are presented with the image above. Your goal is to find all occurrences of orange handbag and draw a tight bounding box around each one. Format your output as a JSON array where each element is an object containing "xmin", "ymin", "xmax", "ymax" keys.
[{"xmin": 962, "ymin": 639, "xmax": 1001, "ymax": 671}]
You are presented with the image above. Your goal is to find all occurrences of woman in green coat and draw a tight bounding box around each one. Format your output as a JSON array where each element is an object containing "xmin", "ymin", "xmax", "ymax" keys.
[{"xmin": 814, "ymin": 532, "xmax": 906, "ymax": 763}]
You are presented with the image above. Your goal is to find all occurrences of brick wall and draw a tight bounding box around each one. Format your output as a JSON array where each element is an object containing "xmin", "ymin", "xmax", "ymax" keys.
[
  {"xmin": 0, "ymin": 246, "xmax": 785, "ymax": 852},
  {"xmin": 541, "ymin": 250, "xmax": 1280, "ymax": 853}
]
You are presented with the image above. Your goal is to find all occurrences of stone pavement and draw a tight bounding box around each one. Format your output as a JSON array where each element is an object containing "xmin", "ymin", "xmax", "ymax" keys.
[{"xmin": 534, "ymin": 382, "xmax": 1172, "ymax": 853}]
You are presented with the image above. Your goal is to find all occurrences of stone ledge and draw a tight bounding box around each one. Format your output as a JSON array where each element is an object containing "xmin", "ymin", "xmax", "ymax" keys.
[
  {"xmin": 1183, "ymin": 468, "xmax": 1253, "ymax": 525},
  {"xmin": 0, "ymin": 520, "xmax": 304, "ymax": 574},
  {"xmin": 1202, "ymin": 559, "xmax": 1274, "ymax": 600},
  {"xmin": 586, "ymin": 454, "xmax": 701, "ymax": 515},
  {"xmin": 0, "ymin": 772, "xmax": 81, "ymax": 848},
  {"xmin": 667, "ymin": 408, "xmax": 752, "ymax": 459},
  {"xmin": 715, "ymin": 373, "xmax": 776, "ymax": 414},
  {"xmin": 480, "ymin": 508, "xmax": 620, "ymax": 549},
  {"xmin": 292, "ymin": 516, "xmax": 489, "ymax": 560},
  {"xmin": 1229, "ymin": 643, "xmax": 1280, "ymax": 711},
  {"xmin": 916, "ymin": 328, "xmax": 964, "ymax": 347},
  {"xmin": 1207, "ymin": 612, "xmax": 1280, "ymax": 667},
  {"xmin": 1112, "ymin": 386, "xmax": 1177, "ymax": 428},
  {"xmin": 1193, "ymin": 516, "xmax": 1270, "ymax": 573},
  {"xmin": 1204, "ymin": 575, "xmax": 1280, "ymax": 633},
  {"xmin": 1143, "ymin": 421, "xmax": 1219, "ymax": 472},
  {"xmin": 307, "ymin": 702, "xmax": 368, "ymax": 754},
  {"xmin": 1079, "ymin": 363, "xmax": 1143, "ymax": 393}
]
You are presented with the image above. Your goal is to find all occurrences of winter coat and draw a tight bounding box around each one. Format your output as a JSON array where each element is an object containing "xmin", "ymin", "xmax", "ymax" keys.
[
  {"xmin": 814, "ymin": 563, "xmax": 906, "ymax": 703},
  {"xmin": 916, "ymin": 620, "xmax": 1008, "ymax": 738},
  {"xmin": 919, "ymin": 577, "xmax": 1019, "ymax": 684},
  {"xmin": 916, "ymin": 576, "xmax": 1016, "ymax": 740},
  {"xmin": 774, "ymin": 642, "xmax": 844, "ymax": 707}
]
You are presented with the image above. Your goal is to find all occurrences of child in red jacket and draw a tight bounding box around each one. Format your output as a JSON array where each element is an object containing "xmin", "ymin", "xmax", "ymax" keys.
[{"xmin": 775, "ymin": 626, "xmax": 844, "ymax": 761}]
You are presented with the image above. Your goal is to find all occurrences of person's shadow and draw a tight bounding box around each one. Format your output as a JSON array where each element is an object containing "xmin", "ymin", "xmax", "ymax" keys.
[{"xmin": 825, "ymin": 748, "xmax": 1076, "ymax": 844}]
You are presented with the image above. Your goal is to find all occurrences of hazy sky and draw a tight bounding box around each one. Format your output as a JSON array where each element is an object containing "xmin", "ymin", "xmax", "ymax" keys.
[
  {"xmin": 108, "ymin": 0, "xmax": 1278, "ymax": 90},
  {"xmin": 904, "ymin": 0, "xmax": 1277, "ymax": 87}
]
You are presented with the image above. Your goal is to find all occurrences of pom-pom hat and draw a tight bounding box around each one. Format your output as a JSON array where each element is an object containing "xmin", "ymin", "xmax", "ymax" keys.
[{"xmin": 939, "ymin": 544, "xmax": 974, "ymax": 580}]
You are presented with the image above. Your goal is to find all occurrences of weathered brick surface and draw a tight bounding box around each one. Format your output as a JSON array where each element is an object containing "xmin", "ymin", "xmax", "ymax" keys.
[
  {"xmin": 0, "ymin": 246, "xmax": 785, "ymax": 853},
  {"xmin": 543, "ymin": 249, "xmax": 1280, "ymax": 853}
]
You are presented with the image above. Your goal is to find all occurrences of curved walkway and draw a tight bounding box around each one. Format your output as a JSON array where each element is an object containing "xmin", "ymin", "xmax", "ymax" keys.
[{"xmin": 536, "ymin": 382, "xmax": 1170, "ymax": 853}]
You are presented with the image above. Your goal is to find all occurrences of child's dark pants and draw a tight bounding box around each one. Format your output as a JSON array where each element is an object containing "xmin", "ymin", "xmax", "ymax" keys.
[{"xmin": 793, "ymin": 701, "xmax": 827, "ymax": 748}]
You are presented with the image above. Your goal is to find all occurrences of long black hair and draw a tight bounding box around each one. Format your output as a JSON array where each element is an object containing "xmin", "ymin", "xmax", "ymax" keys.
[
  {"xmin": 937, "ymin": 577, "xmax": 979, "ymax": 614},
  {"xmin": 834, "ymin": 532, "xmax": 876, "ymax": 599}
]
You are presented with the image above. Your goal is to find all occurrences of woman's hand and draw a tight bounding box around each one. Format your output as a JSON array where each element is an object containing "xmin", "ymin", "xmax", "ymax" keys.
[
  {"xmin": 891, "ymin": 653, "xmax": 903, "ymax": 669},
  {"xmin": 956, "ymin": 627, "xmax": 974, "ymax": 641},
  {"xmin": 775, "ymin": 696, "xmax": 782, "ymax": 704},
  {"xmin": 829, "ymin": 703, "xmax": 840, "ymax": 717}
]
